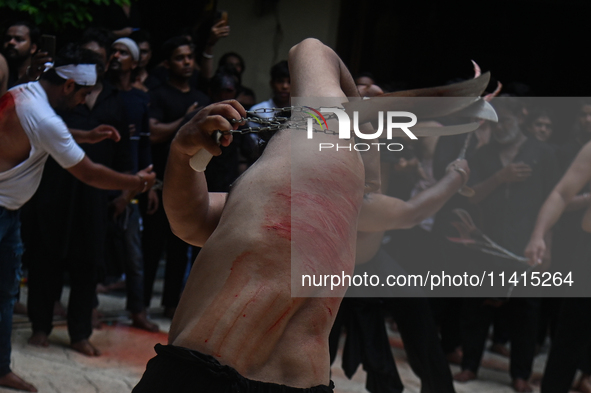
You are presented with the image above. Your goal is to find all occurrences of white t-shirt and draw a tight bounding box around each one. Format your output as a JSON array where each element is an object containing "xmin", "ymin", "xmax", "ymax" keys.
[{"xmin": 0, "ymin": 82, "xmax": 85, "ymax": 210}]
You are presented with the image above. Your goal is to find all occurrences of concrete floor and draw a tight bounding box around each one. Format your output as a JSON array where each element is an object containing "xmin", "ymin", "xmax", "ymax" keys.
[{"xmin": 5, "ymin": 287, "xmax": 557, "ymax": 393}]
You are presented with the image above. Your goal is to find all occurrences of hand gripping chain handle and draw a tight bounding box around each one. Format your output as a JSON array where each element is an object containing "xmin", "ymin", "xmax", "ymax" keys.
[
  {"xmin": 190, "ymin": 130, "xmax": 222, "ymax": 172},
  {"xmin": 188, "ymin": 107, "xmax": 339, "ymax": 172}
]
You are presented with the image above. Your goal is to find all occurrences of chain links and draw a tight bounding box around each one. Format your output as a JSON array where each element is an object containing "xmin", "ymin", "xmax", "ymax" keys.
[{"xmin": 224, "ymin": 106, "xmax": 342, "ymax": 135}]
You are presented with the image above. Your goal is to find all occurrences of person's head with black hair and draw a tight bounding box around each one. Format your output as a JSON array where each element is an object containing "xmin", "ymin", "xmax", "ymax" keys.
[
  {"xmin": 269, "ymin": 60, "xmax": 290, "ymax": 107},
  {"xmin": 270, "ymin": 60, "xmax": 289, "ymax": 82},
  {"xmin": 218, "ymin": 52, "xmax": 245, "ymax": 76},
  {"xmin": 209, "ymin": 65, "xmax": 239, "ymax": 103},
  {"xmin": 79, "ymin": 27, "xmax": 114, "ymax": 67},
  {"xmin": 525, "ymin": 107, "xmax": 554, "ymax": 143},
  {"xmin": 161, "ymin": 36, "xmax": 195, "ymax": 82},
  {"xmin": 40, "ymin": 43, "xmax": 101, "ymax": 111},
  {"xmin": 490, "ymin": 95, "xmax": 527, "ymax": 145},
  {"xmin": 130, "ymin": 30, "xmax": 152, "ymax": 68},
  {"xmin": 2, "ymin": 20, "xmax": 40, "ymax": 64},
  {"xmin": 237, "ymin": 86, "xmax": 256, "ymax": 110}
]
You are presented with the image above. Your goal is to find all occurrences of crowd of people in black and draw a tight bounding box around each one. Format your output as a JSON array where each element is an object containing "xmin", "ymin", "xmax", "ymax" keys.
[{"xmin": 1, "ymin": 6, "xmax": 591, "ymax": 393}]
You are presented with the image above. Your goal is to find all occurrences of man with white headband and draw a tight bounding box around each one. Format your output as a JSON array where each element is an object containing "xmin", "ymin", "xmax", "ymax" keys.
[{"xmin": 0, "ymin": 44, "xmax": 155, "ymax": 392}]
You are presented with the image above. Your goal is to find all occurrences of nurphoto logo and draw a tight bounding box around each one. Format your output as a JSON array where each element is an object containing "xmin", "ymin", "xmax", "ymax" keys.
[{"xmin": 306, "ymin": 108, "xmax": 417, "ymax": 152}]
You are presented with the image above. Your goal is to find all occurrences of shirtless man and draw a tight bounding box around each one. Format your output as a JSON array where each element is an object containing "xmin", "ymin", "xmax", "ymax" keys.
[
  {"xmin": 133, "ymin": 38, "xmax": 366, "ymax": 392},
  {"xmin": 525, "ymin": 139, "xmax": 591, "ymax": 393}
]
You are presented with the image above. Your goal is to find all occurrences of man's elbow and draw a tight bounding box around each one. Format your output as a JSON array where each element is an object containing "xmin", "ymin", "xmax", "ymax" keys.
[
  {"xmin": 395, "ymin": 202, "xmax": 430, "ymax": 230},
  {"xmin": 384, "ymin": 211, "xmax": 423, "ymax": 231},
  {"xmin": 399, "ymin": 213, "xmax": 425, "ymax": 230},
  {"xmin": 169, "ymin": 223, "xmax": 206, "ymax": 248}
]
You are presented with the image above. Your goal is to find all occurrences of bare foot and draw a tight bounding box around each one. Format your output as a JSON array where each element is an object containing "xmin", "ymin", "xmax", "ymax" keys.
[
  {"xmin": 91, "ymin": 308, "xmax": 103, "ymax": 330},
  {"xmin": 454, "ymin": 369, "xmax": 477, "ymax": 382},
  {"xmin": 131, "ymin": 311, "xmax": 159, "ymax": 332},
  {"xmin": 28, "ymin": 331, "xmax": 49, "ymax": 347},
  {"xmin": 575, "ymin": 373, "xmax": 591, "ymax": 393},
  {"xmin": 0, "ymin": 371, "xmax": 38, "ymax": 392},
  {"xmin": 489, "ymin": 343, "xmax": 511, "ymax": 357},
  {"xmin": 71, "ymin": 339, "xmax": 101, "ymax": 357},
  {"xmin": 446, "ymin": 347, "xmax": 463, "ymax": 365},
  {"xmin": 53, "ymin": 301, "xmax": 67, "ymax": 317},
  {"xmin": 13, "ymin": 302, "xmax": 27, "ymax": 315},
  {"xmin": 512, "ymin": 378, "xmax": 533, "ymax": 392}
]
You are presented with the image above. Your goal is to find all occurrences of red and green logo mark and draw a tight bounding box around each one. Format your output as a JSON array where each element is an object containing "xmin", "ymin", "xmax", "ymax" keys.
[{"xmin": 303, "ymin": 106, "xmax": 328, "ymax": 131}]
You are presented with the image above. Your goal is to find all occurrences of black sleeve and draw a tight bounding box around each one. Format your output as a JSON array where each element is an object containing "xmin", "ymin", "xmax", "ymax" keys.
[
  {"xmin": 542, "ymin": 146, "xmax": 560, "ymax": 199},
  {"xmin": 148, "ymin": 89, "xmax": 164, "ymax": 121},
  {"xmin": 433, "ymin": 134, "xmax": 464, "ymax": 180},
  {"xmin": 138, "ymin": 107, "xmax": 152, "ymax": 170},
  {"xmin": 466, "ymin": 146, "xmax": 488, "ymax": 187},
  {"xmin": 113, "ymin": 101, "xmax": 134, "ymax": 173}
]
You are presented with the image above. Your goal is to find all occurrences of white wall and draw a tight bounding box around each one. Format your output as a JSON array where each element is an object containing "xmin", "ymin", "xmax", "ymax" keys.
[{"xmin": 215, "ymin": 0, "xmax": 341, "ymax": 104}]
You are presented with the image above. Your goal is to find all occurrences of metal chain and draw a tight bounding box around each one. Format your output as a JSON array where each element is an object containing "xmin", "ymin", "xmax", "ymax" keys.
[{"xmin": 223, "ymin": 106, "xmax": 342, "ymax": 135}]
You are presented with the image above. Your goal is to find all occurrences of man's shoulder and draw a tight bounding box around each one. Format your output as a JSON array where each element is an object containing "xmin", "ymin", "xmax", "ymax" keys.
[
  {"xmin": 471, "ymin": 141, "xmax": 498, "ymax": 161},
  {"xmin": 123, "ymin": 87, "xmax": 150, "ymax": 102},
  {"xmin": 11, "ymin": 82, "xmax": 59, "ymax": 126},
  {"xmin": 150, "ymin": 83, "xmax": 188, "ymax": 99},
  {"xmin": 189, "ymin": 87, "xmax": 210, "ymax": 106},
  {"xmin": 148, "ymin": 83, "xmax": 170, "ymax": 99},
  {"xmin": 524, "ymin": 137, "xmax": 557, "ymax": 159}
]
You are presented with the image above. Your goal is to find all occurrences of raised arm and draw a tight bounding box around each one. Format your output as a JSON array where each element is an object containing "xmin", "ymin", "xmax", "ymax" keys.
[
  {"xmin": 163, "ymin": 100, "xmax": 245, "ymax": 246},
  {"xmin": 525, "ymin": 140, "xmax": 591, "ymax": 264},
  {"xmin": 200, "ymin": 19, "xmax": 230, "ymax": 79},
  {"xmin": 357, "ymin": 159, "xmax": 469, "ymax": 231}
]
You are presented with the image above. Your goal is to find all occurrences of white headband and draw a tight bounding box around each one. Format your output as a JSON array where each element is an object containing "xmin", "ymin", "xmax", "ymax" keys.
[
  {"xmin": 113, "ymin": 38, "xmax": 140, "ymax": 61},
  {"xmin": 54, "ymin": 64, "xmax": 97, "ymax": 86}
]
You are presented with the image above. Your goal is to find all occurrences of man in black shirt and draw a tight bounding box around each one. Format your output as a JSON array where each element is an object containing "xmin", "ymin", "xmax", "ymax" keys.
[
  {"xmin": 106, "ymin": 37, "xmax": 159, "ymax": 332},
  {"xmin": 526, "ymin": 100, "xmax": 591, "ymax": 393},
  {"xmin": 144, "ymin": 36, "xmax": 210, "ymax": 318},
  {"xmin": 1, "ymin": 21, "xmax": 39, "ymax": 88},
  {"xmin": 454, "ymin": 97, "xmax": 558, "ymax": 392},
  {"xmin": 23, "ymin": 38, "xmax": 134, "ymax": 358}
]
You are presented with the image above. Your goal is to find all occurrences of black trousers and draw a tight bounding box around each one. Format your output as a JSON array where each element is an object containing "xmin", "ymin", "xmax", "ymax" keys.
[
  {"xmin": 329, "ymin": 248, "xmax": 455, "ymax": 393},
  {"xmin": 542, "ymin": 298, "xmax": 591, "ymax": 393},
  {"xmin": 27, "ymin": 256, "xmax": 96, "ymax": 342},
  {"xmin": 385, "ymin": 297, "xmax": 456, "ymax": 393},
  {"xmin": 430, "ymin": 297, "xmax": 462, "ymax": 354},
  {"xmin": 460, "ymin": 297, "xmax": 540, "ymax": 380},
  {"xmin": 329, "ymin": 298, "xmax": 404, "ymax": 393},
  {"xmin": 141, "ymin": 191, "xmax": 190, "ymax": 309}
]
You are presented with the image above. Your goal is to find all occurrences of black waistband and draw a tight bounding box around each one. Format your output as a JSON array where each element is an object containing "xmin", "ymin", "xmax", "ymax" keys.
[{"xmin": 154, "ymin": 344, "xmax": 335, "ymax": 393}]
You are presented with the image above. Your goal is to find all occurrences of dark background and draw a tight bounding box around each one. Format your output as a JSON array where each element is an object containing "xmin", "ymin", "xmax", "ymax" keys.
[
  {"xmin": 336, "ymin": 0, "xmax": 590, "ymax": 96},
  {"xmin": 2, "ymin": 0, "xmax": 590, "ymax": 96}
]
